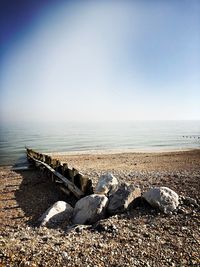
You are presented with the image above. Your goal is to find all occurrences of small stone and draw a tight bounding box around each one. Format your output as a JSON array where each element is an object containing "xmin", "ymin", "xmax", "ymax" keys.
[
  {"xmin": 42, "ymin": 236, "xmax": 48, "ymax": 242},
  {"xmin": 62, "ymin": 251, "xmax": 68, "ymax": 258},
  {"xmin": 178, "ymin": 207, "xmax": 187, "ymax": 214},
  {"xmin": 183, "ymin": 196, "xmax": 199, "ymax": 207}
]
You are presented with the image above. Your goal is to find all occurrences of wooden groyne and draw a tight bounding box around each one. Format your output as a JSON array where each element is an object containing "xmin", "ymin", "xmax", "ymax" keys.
[
  {"xmin": 26, "ymin": 148, "xmax": 93, "ymax": 199},
  {"xmin": 182, "ymin": 135, "xmax": 200, "ymax": 139}
]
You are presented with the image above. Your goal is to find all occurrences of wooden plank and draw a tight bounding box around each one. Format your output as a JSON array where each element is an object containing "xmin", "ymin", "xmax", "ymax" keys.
[
  {"xmin": 12, "ymin": 166, "xmax": 33, "ymax": 171},
  {"xmin": 27, "ymin": 154, "xmax": 84, "ymax": 198}
]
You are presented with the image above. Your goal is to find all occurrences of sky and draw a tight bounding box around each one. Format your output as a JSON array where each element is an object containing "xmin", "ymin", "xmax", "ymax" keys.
[{"xmin": 0, "ymin": 0, "xmax": 200, "ymax": 122}]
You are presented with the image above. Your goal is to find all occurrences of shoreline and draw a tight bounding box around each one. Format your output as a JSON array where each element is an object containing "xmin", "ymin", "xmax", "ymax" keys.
[
  {"xmin": 0, "ymin": 147, "xmax": 199, "ymax": 168},
  {"xmin": 48, "ymin": 147, "xmax": 200, "ymax": 156}
]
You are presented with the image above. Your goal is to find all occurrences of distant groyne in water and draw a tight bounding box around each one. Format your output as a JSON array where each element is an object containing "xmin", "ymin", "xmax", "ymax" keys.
[{"xmin": 182, "ymin": 135, "xmax": 200, "ymax": 139}]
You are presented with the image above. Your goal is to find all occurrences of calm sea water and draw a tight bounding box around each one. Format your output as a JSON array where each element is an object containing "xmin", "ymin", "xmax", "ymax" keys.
[{"xmin": 0, "ymin": 121, "xmax": 199, "ymax": 166}]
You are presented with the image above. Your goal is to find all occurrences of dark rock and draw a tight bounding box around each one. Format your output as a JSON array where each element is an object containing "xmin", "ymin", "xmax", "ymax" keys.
[
  {"xmin": 107, "ymin": 183, "xmax": 141, "ymax": 214},
  {"xmin": 183, "ymin": 196, "xmax": 199, "ymax": 207}
]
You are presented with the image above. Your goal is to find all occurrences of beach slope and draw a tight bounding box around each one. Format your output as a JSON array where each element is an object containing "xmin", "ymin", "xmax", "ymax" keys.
[{"xmin": 0, "ymin": 150, "xmax": 199, "ymax": 266}]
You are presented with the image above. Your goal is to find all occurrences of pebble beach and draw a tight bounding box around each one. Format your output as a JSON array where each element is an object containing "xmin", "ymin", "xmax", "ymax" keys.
[{"xmin": 0, "ymin": 149, "xmax": 200, "ymax": 266}]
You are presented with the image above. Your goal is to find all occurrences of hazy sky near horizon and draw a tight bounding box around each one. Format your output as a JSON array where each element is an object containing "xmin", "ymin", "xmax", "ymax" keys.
[{"xmin": 0, "ymin": 0, "xmax": 200, "ymax": 122}]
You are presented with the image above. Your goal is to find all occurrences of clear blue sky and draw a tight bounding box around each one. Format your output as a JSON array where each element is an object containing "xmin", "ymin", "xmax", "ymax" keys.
[{"xmin": 0, "ymin": 0, "xmax": 200, "ymax": 122}]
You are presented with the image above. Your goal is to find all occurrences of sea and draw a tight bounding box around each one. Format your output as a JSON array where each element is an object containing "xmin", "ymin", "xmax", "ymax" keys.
[{"xmin": 0, "ymin": 120, "xmax": 199, "ymax": 166}]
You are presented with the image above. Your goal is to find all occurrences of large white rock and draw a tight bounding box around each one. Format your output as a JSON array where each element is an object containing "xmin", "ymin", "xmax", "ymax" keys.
[
  {"xmin": 143, "ymin": 187, "xmax": 179, "ymax": 213},
  {"xmin": 39, "ymin": 201, "xmax": 73, "ymax": 227},
  {"xmin": 72, "ymin": 194, "xmax": 108, "ymax": 224},
  {"xmin": 95, "ymin": 173, "xmax": 119, "ymax": 196}
]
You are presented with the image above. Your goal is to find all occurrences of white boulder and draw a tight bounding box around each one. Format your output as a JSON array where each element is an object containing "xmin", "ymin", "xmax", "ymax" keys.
[
  {"xmin": 95, "ymin": 173, "xmax": 119, "ymax": 196},
  {"xmin": 72, "ymin": 194, "xmax": 108, "ymax": 224},
  {"xmin": 143, "ymin": 187, "xmax": 179, "ymax": 213},
  {"xmin": 39, "ymin": 201, "xmax": 73, "ymax": 227}
]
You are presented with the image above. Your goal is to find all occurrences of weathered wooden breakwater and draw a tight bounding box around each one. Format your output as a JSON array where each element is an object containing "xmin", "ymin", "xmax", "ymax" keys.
[{"xmin": 26, "ymin": 148, "xmax": 93, "ymax": 199}]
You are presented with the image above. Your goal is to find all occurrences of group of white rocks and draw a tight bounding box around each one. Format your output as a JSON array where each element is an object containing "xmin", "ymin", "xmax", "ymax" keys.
[{"xmin": 38, "ymin": 173, "xmax": 183, "ymax": 228}]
